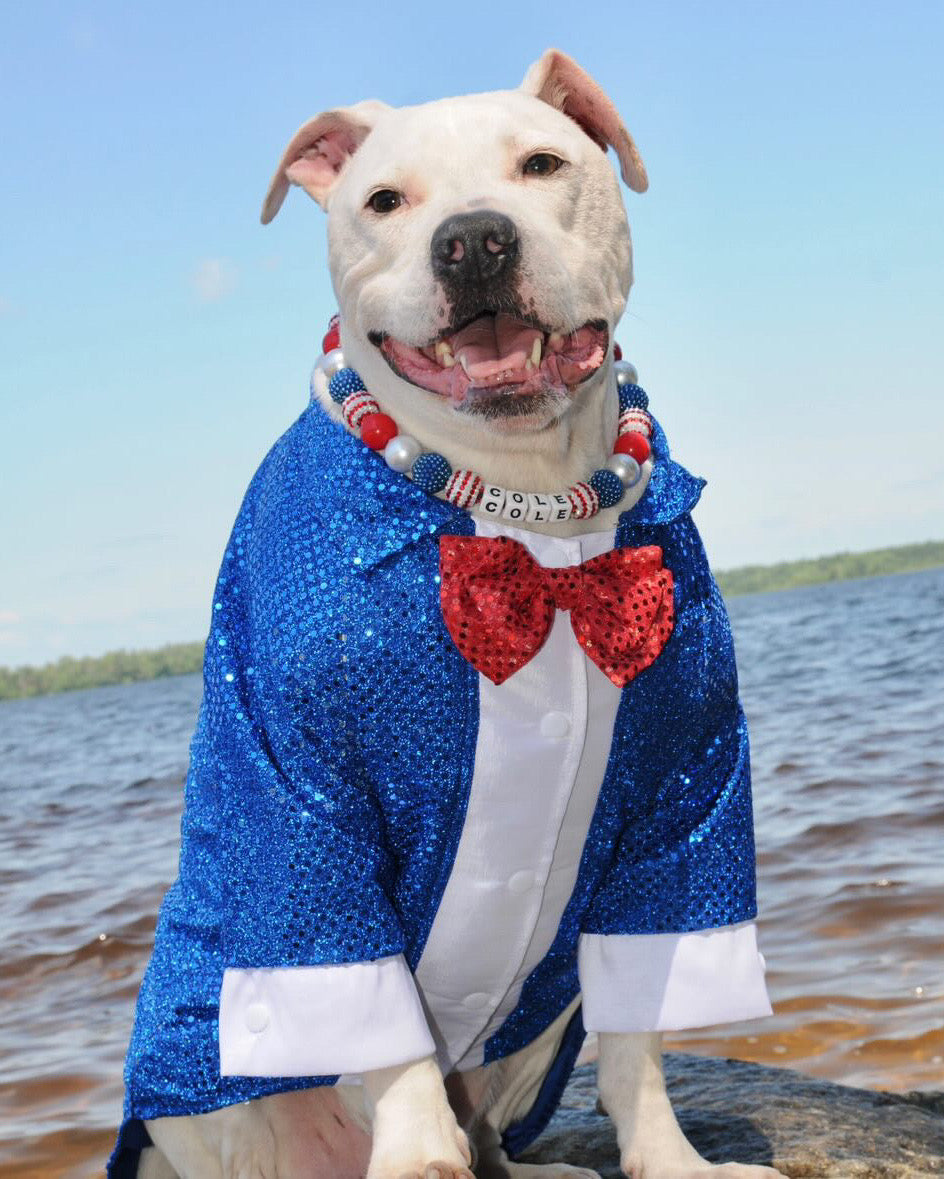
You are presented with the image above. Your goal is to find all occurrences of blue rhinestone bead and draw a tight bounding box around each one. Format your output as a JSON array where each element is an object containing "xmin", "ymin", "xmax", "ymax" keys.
[
  {"xmin": 328, "ymin": 367, "xmax": 367, "ymax": 405},
  {"xmin": 589, "ymin": 468, "xmax": 624, "ymax": 509},
  {"xmin": 411, "ymin": 452, "xmax": 452, "ymax": 493},
  {"xmin": 618, "ymin": 383, "xmax": 649, "ymax": 412}
]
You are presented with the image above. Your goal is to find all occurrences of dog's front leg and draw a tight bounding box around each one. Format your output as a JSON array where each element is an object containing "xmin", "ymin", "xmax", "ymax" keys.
[
  {"xmin": 362, "ymin": 1055, "xmax": 474, "ymax": 1179},
  {"xmin": 597, "ymin": 1032, "xmax": 785, "ymax": 1179}
]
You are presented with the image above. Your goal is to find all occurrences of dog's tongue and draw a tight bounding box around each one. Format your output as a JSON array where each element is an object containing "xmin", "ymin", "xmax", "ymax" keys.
[{"xmin": 449, "ymin": 314, "xmax": 541, "ymax": 380}]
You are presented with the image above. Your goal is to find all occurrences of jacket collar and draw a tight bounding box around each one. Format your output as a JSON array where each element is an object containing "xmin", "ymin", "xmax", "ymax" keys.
[{"xmin": 300, "ymin": 403, "xmax": 705, "ymax": 573}]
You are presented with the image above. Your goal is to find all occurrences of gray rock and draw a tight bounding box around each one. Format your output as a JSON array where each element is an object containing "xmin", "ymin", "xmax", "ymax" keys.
[{"xmin": 520, "ymin": 1055, "xmax": 944, "ymax": 1178}]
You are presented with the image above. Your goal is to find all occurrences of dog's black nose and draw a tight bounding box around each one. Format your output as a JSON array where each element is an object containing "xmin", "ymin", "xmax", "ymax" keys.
[{"xmin": 430, "ymin": 211, "xmax": 519, "ymax": 286}]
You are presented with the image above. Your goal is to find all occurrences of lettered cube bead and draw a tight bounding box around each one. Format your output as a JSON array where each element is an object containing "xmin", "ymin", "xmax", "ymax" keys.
[
  {"xmin": 526, "ymin": 493, "xmax": 551, "ymax": 522},
  {"xmin": 546, "ymin": 493, "xmax": 572, "ymax": 523},
  {"xmin": 480, "ymin": 484, "xmax": 506, "ymax": 515},
  {"xmin": 502, "ymin": 489, "xmax": 528, "ymax": 522},
  {"xmin": 547, "ymin": 493, "xmax": 572, "ymax": 523}
]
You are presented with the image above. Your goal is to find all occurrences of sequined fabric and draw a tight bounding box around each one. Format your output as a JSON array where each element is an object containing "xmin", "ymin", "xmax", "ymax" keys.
[
  {"xmin": 109, "ymin": 403, "xmax": 757, "ymax": 1172},
  {"xmin": 439, "ymin": 536, "xmax": 674, "ymax": 686}
]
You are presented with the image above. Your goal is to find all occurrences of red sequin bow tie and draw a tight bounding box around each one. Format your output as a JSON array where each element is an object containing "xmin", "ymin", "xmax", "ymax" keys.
[{"xmin": 439, "ymin": 535, "xmax": 675, "ymax": 687}]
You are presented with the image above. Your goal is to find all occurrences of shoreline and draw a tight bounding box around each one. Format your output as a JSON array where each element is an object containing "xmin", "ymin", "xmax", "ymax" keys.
[{"xmin": 2, "ymin": 540, "xmax": 942, "ymax": 701}]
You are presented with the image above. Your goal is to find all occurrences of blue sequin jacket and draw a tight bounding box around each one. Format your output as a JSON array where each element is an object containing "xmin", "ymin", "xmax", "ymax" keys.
[{"xmin": 111, "ymin": 402, "xmax": 757, "ymax": 1169}]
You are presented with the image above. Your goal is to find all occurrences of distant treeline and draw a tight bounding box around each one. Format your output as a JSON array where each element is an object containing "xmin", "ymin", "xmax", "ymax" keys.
[
  {"xmin": 0, "ymin": 641, "xmax": 205, "ymax": 701},
  {"xmin": 2, "ymin": 540, "xmax": 943, "ymax": 701},
  {"xmin": 715, "ymin": 539, "xmax": 944, "ymax": 597}
]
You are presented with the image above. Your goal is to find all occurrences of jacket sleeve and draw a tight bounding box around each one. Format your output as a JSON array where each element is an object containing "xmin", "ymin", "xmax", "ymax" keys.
[
  {"xmin": 580, "ymin": 512, "xmax": 760, "ymax": 939},
  {"xmin": 575, "ymin": 511, "xmax": 769, "ymax": 1031},
  {"xmin": 191, "ymin": 460, "xmax": 434, "ymax": 1075}
]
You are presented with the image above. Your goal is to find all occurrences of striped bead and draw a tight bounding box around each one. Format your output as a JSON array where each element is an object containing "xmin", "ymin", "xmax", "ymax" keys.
[
  {"xmin": 444, "ymin": 469, "xmax": 484, "ymax": 508},
  {"xmin": 589, "ymin": 468, "xmax": 624, "ymax": 509},
  {"xmin": 618, "ymin": 407, "xmax": 653, "ymax": 437},
  {"xmin": 567, "ymin": 482, "xmax": 601, "ymax": 520},
  {"xmin": 618, "ymin": 382, "xmax": 649, "ymax": 412},
  {"xmin": 341, "ymin": 391, "xmax": 379, "ymax": 431},
  {"xmin": 411, "ymin": 452, "xmax": 452, "ymax": 493}
]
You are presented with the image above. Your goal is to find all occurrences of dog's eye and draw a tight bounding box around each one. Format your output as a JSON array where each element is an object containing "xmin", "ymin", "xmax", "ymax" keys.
[
  {"xmin": 522, "ymin": 153, "xmax": 564, "ymax": 177},
  {"xmin": 367, "ymin": 189, "xmax": 403, "ymax": 214}
]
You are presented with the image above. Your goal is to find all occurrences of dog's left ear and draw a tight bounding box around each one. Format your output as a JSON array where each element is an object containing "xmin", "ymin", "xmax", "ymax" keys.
[
  {"xmin": 261, "ymin": 100, "xmax": 391, "ymax": 223},
  {"xmin": 520, "ymin": 49, "xmax": 648, "ymax": 193}
]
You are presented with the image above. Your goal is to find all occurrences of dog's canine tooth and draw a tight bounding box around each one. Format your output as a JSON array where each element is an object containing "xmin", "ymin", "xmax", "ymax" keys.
[
  {"xmin": 548, "ymin": 331, "xmax": 563, "ymax": 352},
  {"xmin": 458, "ymin": 351, "xmax": 471, "ymax": 375},
  {"xmin": 436, "ymin": 341, "xmax": 456, "ymax": 367},
  {"xmin": 531, "ymin": 337, "xmax": 542, "ymax": 367}
]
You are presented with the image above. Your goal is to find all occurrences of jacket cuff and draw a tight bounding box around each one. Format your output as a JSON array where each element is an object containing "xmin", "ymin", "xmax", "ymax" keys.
[
  {"xmin": 219, "ymin": 953, "xmax": 435, "ymax": 1076},
  {"xmin": 578, "ymin": 922, "xmax": 772, "ymax": 1032}
]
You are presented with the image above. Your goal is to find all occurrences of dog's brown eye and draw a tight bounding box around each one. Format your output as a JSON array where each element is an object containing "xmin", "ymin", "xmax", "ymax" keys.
[
  {"xmin": 367, "ymin": 189, "xmax": 403, "ymax": 214},
  {"xmin": 522, "ymin": 153, "xmax": 564, "ymax": 177}
]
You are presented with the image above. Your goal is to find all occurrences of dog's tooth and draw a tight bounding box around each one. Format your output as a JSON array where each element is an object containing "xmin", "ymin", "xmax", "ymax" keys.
[
  {"xmin": 531, "ymin": 337, "xmax": 542, "ymax": 367},
  {"xmin": 458, "ymin": 351, "xmax": 471, "ymax": 375},
  {"xmin": 436, "ymin": 341, "xmax": 455, "ymax": 367},
  {"xmin": 548, "ymin": 331, "xmax": 564, "ymax": 352},
  {"xmin": 525, "ymin": 359, "xmax": 534, "ymax": 372}
]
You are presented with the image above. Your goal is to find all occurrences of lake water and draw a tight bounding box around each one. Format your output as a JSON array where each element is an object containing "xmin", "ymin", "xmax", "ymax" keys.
[{"xmin": 1, "ymin": 568, "xmax": 942, "ymax": 1177}]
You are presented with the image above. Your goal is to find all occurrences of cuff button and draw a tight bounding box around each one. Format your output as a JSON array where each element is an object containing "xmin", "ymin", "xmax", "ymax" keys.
[{"xmin": 245, "ymin": 1002, "xmax": 270, "ymax": 1034}]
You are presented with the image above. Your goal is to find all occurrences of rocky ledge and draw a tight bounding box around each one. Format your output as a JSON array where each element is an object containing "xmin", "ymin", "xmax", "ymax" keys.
[{"xmin": 521, "ymin": 1055, "xmax": 944, "ymax": 1178}]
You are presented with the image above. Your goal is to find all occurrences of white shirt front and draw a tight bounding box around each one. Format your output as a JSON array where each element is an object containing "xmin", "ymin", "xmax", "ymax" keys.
[{"xmin": 219, "ymin": 518, "xmax": 770, "ymax": 1079}]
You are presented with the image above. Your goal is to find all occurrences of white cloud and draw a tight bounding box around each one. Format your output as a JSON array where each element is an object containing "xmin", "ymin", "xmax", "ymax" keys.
[{"xmin": 192, "ymin": 258, "xmax": 238, "ymax": 303}]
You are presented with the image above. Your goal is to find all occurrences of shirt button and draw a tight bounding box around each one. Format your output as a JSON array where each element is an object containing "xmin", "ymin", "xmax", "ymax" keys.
[
  {"xmin": 462, "ymin": 992, "xmax": 490, "ymax": 1011},
  {"xmin": 507, "ymin": 870, "xmax": 535, "ymax": 894},
  {"xmin": 540, "ymin": 711, "xmax": 571, "ymax": 738},
  {"xmin": 244, "ymin": 1002, "xmax": 270, "ymax": 1034}
]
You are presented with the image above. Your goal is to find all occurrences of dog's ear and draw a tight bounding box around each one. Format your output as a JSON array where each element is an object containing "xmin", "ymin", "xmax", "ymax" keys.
[
  {"xmin": 520, "ymin": 49, "xmax": 648, "ymax": 193},
  {"xmin": 261, "ymin": 100, "xmax": 390, "ymax": 223}
]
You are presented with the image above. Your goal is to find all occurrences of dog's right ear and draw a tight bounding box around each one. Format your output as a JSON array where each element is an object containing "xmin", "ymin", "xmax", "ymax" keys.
[{"xmin": 261, "ymin": 100, "xmax": 390, "ymax": 223}]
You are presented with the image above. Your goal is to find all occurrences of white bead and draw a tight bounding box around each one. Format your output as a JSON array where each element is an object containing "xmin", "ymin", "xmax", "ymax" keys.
[
  {"xmin": 607, "ymin": 453, "xmax": 643, "ymax": 486},
  {"xmin": 480, "ymin": 484, "xmax": 506, "ymax": 515},
  {"xmin": 321, "ymin": 347, "xmax": 346, "ymax": 378},
  {"xmin": 614, "ymin": 359, "xmax": 639, "ymax": 386},
  {"xmin": 383, "ymin": 434, "xmax": 422, "ymax": 473},
  {"xmin": 502, "ymin": 490, "xmax": 528, "ymax": 522},
  {"xmin": 547, "ymin": 493, "xmax": 572, "ymax": 523},
  {"xmin": 525, "ymin": 493, "xmax": 551, "ymax": 522}
]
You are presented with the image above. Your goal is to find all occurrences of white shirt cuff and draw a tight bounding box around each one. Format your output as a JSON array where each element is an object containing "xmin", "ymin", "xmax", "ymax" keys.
[
  {"xmin": 578, "ymin": 922, "xmax": 772, "ymax": 1032},
  {"xmin": 218, "ymin": 953, "xmax": 436, "ymax": 1077}
]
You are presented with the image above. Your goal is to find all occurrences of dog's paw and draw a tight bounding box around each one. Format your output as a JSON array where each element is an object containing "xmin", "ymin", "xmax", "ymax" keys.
[
  {"xmin": 621, "ymin": 1159, "xmax": 785, "ymax": 1179},
  {"xmin": 382, "ymin": 1165, "xmax": 472, "ymax": 1179},
  {"xmin": 368, "ymin": 1123, "xmax": 473, "ymax": 1179},
  {"xmin": 482, "ymin": 1163, "xmax": 601, "ymax": 1179}
]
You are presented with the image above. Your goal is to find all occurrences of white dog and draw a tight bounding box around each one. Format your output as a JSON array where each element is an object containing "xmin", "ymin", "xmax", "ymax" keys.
[{"xmin": 115, "ymin": 49, "xmax": 785, "ymax": 1179}]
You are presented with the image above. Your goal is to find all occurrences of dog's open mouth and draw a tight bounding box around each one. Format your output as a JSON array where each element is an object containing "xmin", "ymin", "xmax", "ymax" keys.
[{"xmin": 369, "ymin": 313, "xmax": 608, "ymax": 406}]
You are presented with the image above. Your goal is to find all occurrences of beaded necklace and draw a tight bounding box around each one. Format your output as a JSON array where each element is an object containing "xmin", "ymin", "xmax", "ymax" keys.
[{"xmin": 311, "ymin": 315, "xmax": 655, "ymax": 524}]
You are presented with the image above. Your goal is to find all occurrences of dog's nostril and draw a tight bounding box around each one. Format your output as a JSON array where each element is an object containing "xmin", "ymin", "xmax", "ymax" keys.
[
  {"xmin": 449, "ymin": 240, "xmax": 465, "ymax": 263},
  {"xmin": 484, "ymin": 237, "xmax": 506, "ymax": 255}
]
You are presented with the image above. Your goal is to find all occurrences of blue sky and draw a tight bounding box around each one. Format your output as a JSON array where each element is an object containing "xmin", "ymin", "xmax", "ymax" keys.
[{"xmin": 1, "ymin": 1, "xmax": 942, "ymax": 667}]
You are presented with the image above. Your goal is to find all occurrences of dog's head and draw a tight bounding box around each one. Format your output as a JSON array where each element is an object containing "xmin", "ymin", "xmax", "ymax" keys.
[{"xmin": 263, "ymin": 50, "xmax": 646, "ymax": 438}]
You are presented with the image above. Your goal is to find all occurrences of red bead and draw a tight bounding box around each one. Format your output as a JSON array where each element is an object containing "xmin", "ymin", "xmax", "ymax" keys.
[
  {"xmin": 614, "ymin": 343, "xmax": 622, "ymax": 361},
  {"xmin": 360, "ymin": 412, "xmax": 398, "ymax": 450},
  {"xmin": 322, "ymin": 324, "xmax": 341, "ymax": 353},
  {"xmin": 614, "ymin": 432, "xmax": 651, "ymax": 463}
]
